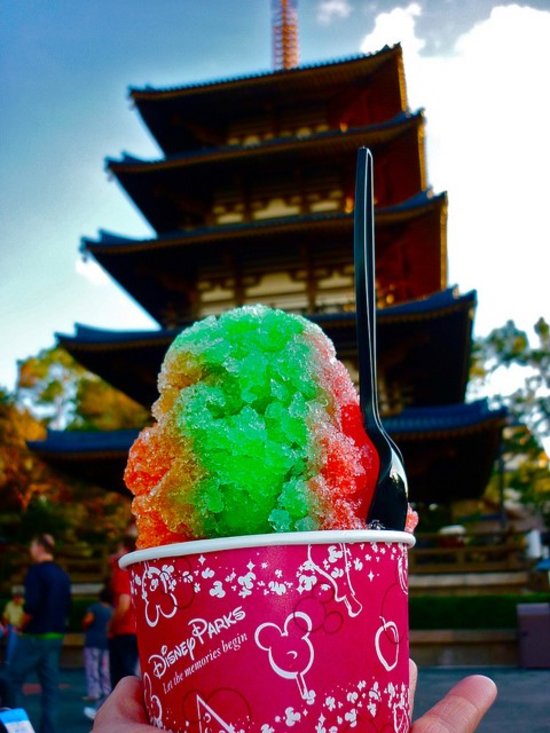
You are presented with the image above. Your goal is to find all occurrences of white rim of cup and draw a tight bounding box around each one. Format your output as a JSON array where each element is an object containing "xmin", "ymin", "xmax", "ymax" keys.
[{"xmin": 119, "ymin": 529, "xmax": 415, "ymax": 569}]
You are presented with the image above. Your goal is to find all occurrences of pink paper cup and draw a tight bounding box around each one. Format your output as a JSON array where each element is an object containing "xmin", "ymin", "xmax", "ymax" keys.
[{"xmin": 120, "ymin": 529, "xmax": 415, "ymax": 732}]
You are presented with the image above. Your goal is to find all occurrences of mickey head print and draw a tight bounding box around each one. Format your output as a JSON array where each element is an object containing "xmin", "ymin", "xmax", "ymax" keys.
[{"xmin": 254, "ymin": 611, "xmax": 315, "ymax": 700}]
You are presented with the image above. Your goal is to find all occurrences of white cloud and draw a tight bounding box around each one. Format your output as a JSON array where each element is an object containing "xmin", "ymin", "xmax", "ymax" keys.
[
  {"xmin": 360, "ymin": 3, "xmax": 424, "ymax": 56},
  {"xmin": 360, "ymin": 4, "xmax": 550, "ymax": 336},
  {"xmin": 317, "ymin": 0, "xmax": 353, "ymax": 25}
]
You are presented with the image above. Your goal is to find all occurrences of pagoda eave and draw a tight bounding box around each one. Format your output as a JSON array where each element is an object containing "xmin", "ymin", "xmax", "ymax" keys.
[
  {"xmin": 387, "ymin": 402, "xmax": 508, "ymax": 503},
  {"xmin": 130, "ymin": 45, "xmax": 406, "ymax": 153},
  {"xmin": 84, "ymin": 191, "xmax": 447, "ymax": 255},
  {"xmin": 28, "ymin": 429, "xmax": 139, "ymax": 496},
  {"xmin": 131, "ymin": 45, "xmax": 402, "ymax": 102},
  {"xmin": 57, "ymin": 288, "xmax": 474, "ymax": 411},
  {"xmin": 108, "ymin": 113, "xmax": 423, "ymax": 175},
  {"xmin": 28, "ymin": 399, "xmax": 505, "ymax": 502},
  {"xmin": 107, "ymin": 114, "xmax": 426, "ymax": 233},
  {"xmin": 83, "ymin": 195, "xmax": 447, "ymax": 329}
]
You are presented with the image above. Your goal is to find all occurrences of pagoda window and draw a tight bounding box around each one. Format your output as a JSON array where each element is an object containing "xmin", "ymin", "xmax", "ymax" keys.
[
  {"xmin": 309, "ymin": 199, "xmax": 340, "ymax": 213},
  {"xmin": 244, "ymin": 272, "xmax": 309, "ymax": 313},
  {"xmin": 212, "ymin": 195, "xmax": 246, "ymax": 225},
  {"xmin": 278, "ymin": 104, "xmax": 326, "ymax": 135},
  {"xmin": 228, "ymin": 103, "xmax": 326, "ymax": 141},
  {"xmin": 251, "ymin": 196, "xmax": 301, "ymax": 220},
  {"xmin": 227, "ymin": 116, "xmax": 277, "ymax": 146},
  {"xmin": 198, "ymin": 281, "xmax": 236, "ymax": 316},
  {"xmin": 307, "ymin": 186, "xmax": 344, "ymax": 213},
  {"xmin": 315, "ymin": 264, "xmax": 355, "ymax": 312}
]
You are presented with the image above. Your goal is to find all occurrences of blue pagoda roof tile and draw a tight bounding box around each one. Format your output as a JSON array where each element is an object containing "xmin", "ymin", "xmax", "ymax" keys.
[
  {"xmin": 59, "ymin": 323, "xmax": 180, "ymax": 344},
  {"xmin": 385, "ymin": 399, "xmax": 508, "ymax": 435},
  {"xmin": 28, "ymin": 429, "xmax": 140, "ymax": 455},
  {"xmin": 28, "ymin": 399, "xmax": 506, "ymax": 458},
  {"xmin": 56, "ymin": 287, "xmax": 474, "ymax": 348},
  {"xmin": 105, "ymin": 111, "xmax": 421, "ymax": 170},
  {"xmin": 83, "ymin": 190, "xmax": 444, "ymax": 252}
]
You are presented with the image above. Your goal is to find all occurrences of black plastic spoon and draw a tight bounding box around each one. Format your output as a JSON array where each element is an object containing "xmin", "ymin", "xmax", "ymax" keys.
[{"xmin": 353, "ymin": 147, "xmax": 408, "ymax": 531}]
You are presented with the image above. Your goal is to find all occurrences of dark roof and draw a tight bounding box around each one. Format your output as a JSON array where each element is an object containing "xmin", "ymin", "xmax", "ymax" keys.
[
  {"xmin": 107, "ymin": 111, "xmax": 419, "ymax": 170},
  {"xmin": 106, "ymin": 114, "xmax": 425, "ymax": 233},
  {"xmin": 82, "ymin": 190, "xmax": 446, "ymax": 329},
  {"xmin": 28, "ymin": 398, "xmax": 506, "ymax": 502},
  {"xmin": 387, "ymin": 399, "xmax": 508, "ymax": 437},
  {"xmin": 129, "ymin": 46, "xmax": 406, "ymax": 155},
  {"xmin": 130, "ymin": 45, "xmax": 400, "ymax": 98},
  {"xmin": 57, "ymin": 287, "xmax": 474, "ymax": 410},
  {"xmin": 28, "ymin": 429, "xmax": 139, "ymax": 495},
  {"xmin": 83, "ymin": 190, "xmax": 445, "ymax": 254}
]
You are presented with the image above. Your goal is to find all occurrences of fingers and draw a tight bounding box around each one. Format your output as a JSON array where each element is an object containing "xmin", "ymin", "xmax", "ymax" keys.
[
  {"xmin": 93, "ymin": 676, "xmax": 153, "ymax": 731},
  {"xmin": 412, "ymin": 674, "xmax": 497, "ymax": 733},
  {"xmin": 409, "ymin": 659, "xmax": 418, "ymax": 720}
]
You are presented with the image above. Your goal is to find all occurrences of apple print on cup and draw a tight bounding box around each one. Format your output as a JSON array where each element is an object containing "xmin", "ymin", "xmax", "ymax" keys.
[{"xmin": 374, "ymin": 616, "xmax": 400, "ymax": 672}]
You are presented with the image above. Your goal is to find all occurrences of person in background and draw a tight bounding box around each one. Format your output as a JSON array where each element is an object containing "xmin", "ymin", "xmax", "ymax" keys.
[
  {"xmin": 84, "ymin": 535, "xmax": 138, "ymax": 723},
  {"xmin": 2, "ymin": 590, "xmax": 24, "ymax": 665},
  {"xmin": 82, "ymin": 586, "xmax": 113, "ymax": 704},
  {"xmin": 8, "ymin": 533, "xmax": 71, "ymax": 733},
  {"xmin": 108, "ymin": 535, "xmax": 138, "ymax": 686}
]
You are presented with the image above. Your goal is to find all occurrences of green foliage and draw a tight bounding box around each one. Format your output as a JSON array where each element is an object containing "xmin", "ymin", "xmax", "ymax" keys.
[
  {"xmin": 17, "ymin": 347, "xmax": 78, "ymax": 429},
  {"xmin": 15, "ymin": 497, "xmax": 71, "ymax": 543},
  {"xmin": 471, "ymin": 318, "xmax": 549, "ymax": 442},
  {"xmin": 470, "ymin": 318, "xmax": 550, "ymax": 524},
  {"xmin": 0, "ymin": 353, "xmax": 138, "ymax": 554},
  {"xmin": 0, "ymin": 387, "xmax": 60, "ymax": 518},
  {"xmin": 17, "ymin": 346, "xmax": 148, "ymax": 432}
]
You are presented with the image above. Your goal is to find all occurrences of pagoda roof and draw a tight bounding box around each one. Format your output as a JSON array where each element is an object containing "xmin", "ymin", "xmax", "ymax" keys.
[
  {"xmin": 85, "ymin": 189, "xmax": 445, "ymax": 254},
  {"xmin": 27, "ymin": 399, "xmax": 507, "ymax": 501},
  {"xmin": 129, "ymin": 45, "xmax": 406, "ymax": 154},
  {"xmin": 57, "ymin": 286, "xmax": 473, "ymax": 410},
  {"xmin": 130, "ymin": 45, "xmax": 401, "ymax": 100},
  {"xmin": 83, "ymin": 191, "xmax": 446, "ymax": 327},
  {"xmin": 28, "ymin": 429, "xmax": 138, "ymax": 495},
  {"xmin": 106, "ymin": 112, "xmax": 426, "ymax": 233}
]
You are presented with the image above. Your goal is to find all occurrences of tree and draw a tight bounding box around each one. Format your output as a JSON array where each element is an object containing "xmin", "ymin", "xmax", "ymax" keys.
[
  {"xmin": 1, "ymin": 342, "xmax": 147, "ymax": 555},
  {"xmin": 0, "ymin": 388, "xmax": 52, "ymax": 512},
  {"xmin": 17, "ymin": 346, "xmax": 149, "ymax": 431},
  {"xmin": 470, "ymin": 318, "xmax": 550, "ymax": 525}
]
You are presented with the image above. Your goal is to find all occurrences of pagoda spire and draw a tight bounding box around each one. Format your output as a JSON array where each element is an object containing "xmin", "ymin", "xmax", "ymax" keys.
[{"xmin": 272, "ymin": 0, "xmax": 300, "ymax": 70}]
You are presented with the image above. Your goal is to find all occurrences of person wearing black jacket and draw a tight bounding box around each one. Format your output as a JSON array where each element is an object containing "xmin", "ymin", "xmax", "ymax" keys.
[{"xmin": 8, "ymin": 534, "xmax": 71, "ymax": 733}]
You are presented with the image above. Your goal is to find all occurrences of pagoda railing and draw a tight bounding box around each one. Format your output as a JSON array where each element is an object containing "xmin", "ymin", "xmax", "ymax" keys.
[
  {"xmin": 409, "ymin": 530, "xmax": 530, "ymax": 575},
  {"xmin": 1, "ymin": 531, "xmax": 533, "ymax": 593}
]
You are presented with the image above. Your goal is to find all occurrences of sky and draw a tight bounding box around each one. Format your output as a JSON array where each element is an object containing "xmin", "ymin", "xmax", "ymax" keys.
[{"xmin": 2, "ymin": 0, "xmax": 549, "ymax": 393}]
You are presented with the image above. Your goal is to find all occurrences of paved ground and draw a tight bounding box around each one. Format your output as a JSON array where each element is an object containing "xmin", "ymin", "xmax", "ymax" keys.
[
  {"xmin": 3, "ymin": 665, "xmax": 550, "ymax": 732},
  {"xmin": 413, "ymin": 666, "xmax": 550, "ymax": 732}
]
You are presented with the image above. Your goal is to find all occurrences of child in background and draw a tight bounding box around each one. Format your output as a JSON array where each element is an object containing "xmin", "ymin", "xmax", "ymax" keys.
[
  {"xmin": 2, "ymin": 591, "xmax": 24, "ymax": 665},
  {"xmin": 82, "ymin": 587, "xmax": 113, "ymax": 703}
]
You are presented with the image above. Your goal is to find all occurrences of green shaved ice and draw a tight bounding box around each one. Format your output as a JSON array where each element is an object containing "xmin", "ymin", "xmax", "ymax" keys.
[
  {"xmin": 264, "ymin": 396, "xmax": 307, "ymax": 446},
  {"xmin": 268, "ymin": 509, "xmax": 294, "ymax": 532},
  {"xmin": 278, "ymin": 478, "xmax": 311, "ymax": 519},
  {"xmin": 166, "ymin": 305, "xmax": 327, "ymax": 537},
  {"xmin": 199, "ymin": 478, "xmax": 225, "ymax": 513},
  {"xmin": 295, "ymin": 516, "xmax": 318, "ymax": 532}
]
